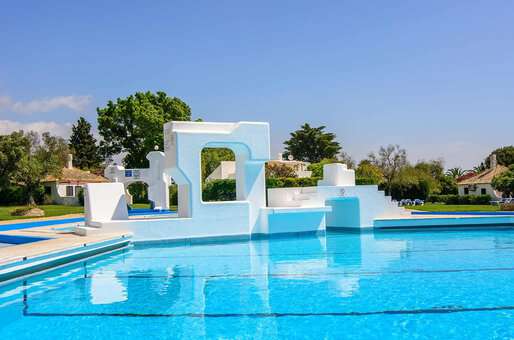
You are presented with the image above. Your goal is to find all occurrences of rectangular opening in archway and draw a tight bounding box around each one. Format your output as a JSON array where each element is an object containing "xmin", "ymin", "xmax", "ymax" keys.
[{"xmin": 201, "ymin": 147, "xmax": 237, "ymax": 202}]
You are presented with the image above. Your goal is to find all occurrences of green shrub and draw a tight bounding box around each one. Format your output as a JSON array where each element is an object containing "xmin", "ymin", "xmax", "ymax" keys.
[
  {"xmin": 0, "ymin": 186, "xmax": 25, "ymax": 205},
  {"xmin": 266, "ymin": 177, "xmax": 320, "ymax": 188},
  {"xmin": 427, "ymin": 194, "xmax": 492, "ymax": 205},
  {"xmin": 356, "ymin": 177, "xmax": 379, "ymax": 185},
  {"xmin": 202, "ymin": 179, "xmax": 236, "ymax": 201},
  {"xmin": 389, "ymin": 181, "xmax": 425, "ymax": 200},
  {"xmin": 356, "ymin": 161, "xmax": 383, "ymax": 185},
  {"xmin": 0, "ymin": 185, "xmax": 46, "ymax": 205}
]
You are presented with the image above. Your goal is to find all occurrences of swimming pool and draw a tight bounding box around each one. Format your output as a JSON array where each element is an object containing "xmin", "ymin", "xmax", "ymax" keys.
[
  {"xmin": 0, "ymin": 234, "xmax": 49, "ymax": 248},
  {"xmin": 2, "ymin": 229, "xmax": 514, "ymax": 339}
]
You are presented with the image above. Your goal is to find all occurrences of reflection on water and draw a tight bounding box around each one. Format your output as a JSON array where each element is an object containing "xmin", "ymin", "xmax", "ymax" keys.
[{"xmin": 90, "ymin": 271, "xmax": 127, "ymax": 305}]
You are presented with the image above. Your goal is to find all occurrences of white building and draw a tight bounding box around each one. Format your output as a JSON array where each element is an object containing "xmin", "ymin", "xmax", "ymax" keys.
[
  {"xmin": 43, "ymin": 155, "xmax": 108, "ymax": 205},
  {"xmin": 206, "ymin": 153, "xmax": 311, "ymax": 181},
  {"xmin": 457, "ymin": 154, "xmax": 508, "ymax": 198}
]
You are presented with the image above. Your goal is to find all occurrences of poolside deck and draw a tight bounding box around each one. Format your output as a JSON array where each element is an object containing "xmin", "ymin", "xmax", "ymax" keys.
[{"xmin": 0, "ymin": 221, "xmax": 131, "ymax": 282}]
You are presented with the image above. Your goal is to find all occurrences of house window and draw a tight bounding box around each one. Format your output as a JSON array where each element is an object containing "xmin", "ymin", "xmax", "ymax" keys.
[
  {"xmin": 44, "ymin": 186, "xmax": 51, "ymax": 195},
  {"xmin": 65, "ymin": 185, "xmax": 74, "ymax": 197},
  {"xmin": 481, "ymin": 188, "xmax": 487, "ymax": 195},
  {"xmin": 464, "ymin": 187, "xmax": 469, "ymax": 195}
]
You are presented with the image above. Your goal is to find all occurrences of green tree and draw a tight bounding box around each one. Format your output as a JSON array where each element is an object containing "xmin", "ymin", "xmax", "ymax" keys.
[
  {"xmin": 414, "ymin": 159, "xmax": 445, "ymax": 180},
  {"xmin": 0, "ymin": 131, "xmax": 30, "ymax": 189},
  {"xmin": 355, "ymin": 160, "xmax": 383, "ymax": 185},
  {"xmin": 492, "ymin": 165, "xmax": 514, "ymax": 196},
  {"xmin": 439, "ymin": 175, "xmax": 458, "ymax": 195},
  {"xmin": 339, "ymin": 151, "xmax": 356, "ymax": 169},
  {"xmin": 69, "ymin": 117, "xmax": 102, "ymax": 170},
  {"xmin": 388, "ymin": 160, "xmax": 457, "ymax": 199},
  {"xmin": 473, "ymin": 163, "xmax": 486, "ymax": 174},
  {"xmin": 97, "ymin": 91, "xmax": 192, "ymax": 168},
  {"xmin": 391, "ymin": 165, "xmax": 431, "ymax": 199},
  {"xmin": 485, "ymin": 146, "xmax": 514, "ymax": 167},
  {"xmin": 14, "ymin": 132, "xmax": 69, "ymax": 204},
  {"xmin": 368, "ymin": 145, "xmax": 407, "ymax": 195},
  {"xmin": 284, "ymin": 123, "xmax": 341, "ymax": 163}
]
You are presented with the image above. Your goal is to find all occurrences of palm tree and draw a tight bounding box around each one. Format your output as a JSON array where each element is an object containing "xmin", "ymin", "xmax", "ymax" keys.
[
  {"xmin": 472, "ymin": 163, "xmax": 486, "ymax": 174},
  {"xmin": 446, "ymin": 167, "xmax": 468, "ymax": 179}
]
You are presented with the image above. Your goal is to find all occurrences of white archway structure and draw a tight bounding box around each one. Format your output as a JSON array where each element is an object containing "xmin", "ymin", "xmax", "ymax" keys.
[
  {"xmin": 86, "ymin": 122, "xmax": 271, "ymax": 241},
  {"xmin": 104, "ymin": 151, "xmax": 171, "ymax": 210},
  {"xmin": 163, "ymin": 121, "xmax": 270, "ymax": 233}
]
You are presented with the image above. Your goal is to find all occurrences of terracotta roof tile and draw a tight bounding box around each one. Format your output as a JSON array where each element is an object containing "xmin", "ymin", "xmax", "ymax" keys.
[
  {"xmin": 43, "ymin": 167, "xmax": 108, "ymax": 184},
  {"xmin": 457, "ymin": 165, "xmax": 508, "ymax": 185}
]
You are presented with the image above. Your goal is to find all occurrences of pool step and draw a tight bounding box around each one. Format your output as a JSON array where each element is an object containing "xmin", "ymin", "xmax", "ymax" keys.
[{"xmin": 73, "ymin": 226, "xmax": 103, "ymax": 236}]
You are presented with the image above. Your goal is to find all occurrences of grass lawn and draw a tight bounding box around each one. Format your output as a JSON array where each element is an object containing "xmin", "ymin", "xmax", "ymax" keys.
[
  {"xmin": 130, "ymin": 203, "xmax": 151, "ymax": 209},
  {"xmin": 0, "ymin": 205, "xmax": 84, "ymax": 221},
  {"xmin": 405, "ymin": 203, "xmax": 500, "ymax": 212}
]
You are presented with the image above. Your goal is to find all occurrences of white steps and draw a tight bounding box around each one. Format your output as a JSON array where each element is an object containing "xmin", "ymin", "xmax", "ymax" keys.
[{"xmin": 73, "ymin": 226, "xmax": 103, "ymax": 236}]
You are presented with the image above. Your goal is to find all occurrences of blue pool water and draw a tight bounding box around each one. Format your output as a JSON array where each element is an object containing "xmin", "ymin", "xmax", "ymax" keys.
[
  {"xmin": 0, "ymin": 234, "xmax": 48, "ymax": 248},
  {"xmin": 2, "ymin": 229, "xmax": 514, "ymax": 339}
]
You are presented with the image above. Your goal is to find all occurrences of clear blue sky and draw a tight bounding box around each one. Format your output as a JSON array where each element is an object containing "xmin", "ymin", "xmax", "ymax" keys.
[{"xmin": 1, "ymin": 0, "xmax": 513, "ymax": 169}]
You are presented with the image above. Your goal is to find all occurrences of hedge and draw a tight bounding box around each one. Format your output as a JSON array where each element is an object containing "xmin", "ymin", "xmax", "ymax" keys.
[
  {"xmin": 426, "ymin": 194, "xmax": 492, "ymax": 205},
  {"xmin": 0, "ymin": 185, "xmax": 45, "ymax": 205},
  {"xmin": 202, "ymin": 179, "xmax": 237, "ymax": 201},
  {"xmin": 266, "ymin": 177, "xmax": 320, "ymax": 188},
  {"xmin": 356, "ymin": 177, "xmax": 380, "ymax": 185}
]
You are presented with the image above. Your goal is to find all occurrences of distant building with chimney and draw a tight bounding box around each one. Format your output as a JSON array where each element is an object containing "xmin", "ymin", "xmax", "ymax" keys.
[
  {"xmin": 457, "ymin": 154, "xmax": 508, "ymax": 198},
  {"xmin": 42, "ymin": 154, "xmax": 108, "ymax": 205}
]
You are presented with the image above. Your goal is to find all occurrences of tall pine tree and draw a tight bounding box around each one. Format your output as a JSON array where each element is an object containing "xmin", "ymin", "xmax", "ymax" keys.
[
  {"xmin": 69, "ymin": 117, "xmax": 102, "ymax": 170},
  {"xmin": 283, "ymin": 123, "xmax": 341, "ymax": 163}
]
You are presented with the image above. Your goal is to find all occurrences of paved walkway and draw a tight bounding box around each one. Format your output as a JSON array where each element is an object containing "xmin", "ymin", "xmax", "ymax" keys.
[{"xmin": 0, "ymin": 224, "xmax": 129, "ymax": 266}]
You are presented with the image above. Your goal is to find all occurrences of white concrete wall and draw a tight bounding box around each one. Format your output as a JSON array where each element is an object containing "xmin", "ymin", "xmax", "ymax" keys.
[
  {"xmin": 458, "ymin": 184, "xmax": 499, "ymax": 198},
  {"xmin": 267, "ymin": 185, "xmax": 404, "ymax": 227},
  {"xmin": 85, "ymin": 183, "xmax": 128, "ymax": 225},
  {"xmin": 205, "ymin": 161, "xmax": 236, "ymax": 181},
  {"xmin": 46, "ymin": 183, "xmax": 81, "ymax": 205},
  {"xmin": 318, "ymin": 163, "xmax": 355, "ymax": 186},
  {"xmin": 104, "ymin": 151, "xmax": 171, "ymax": 209}
]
